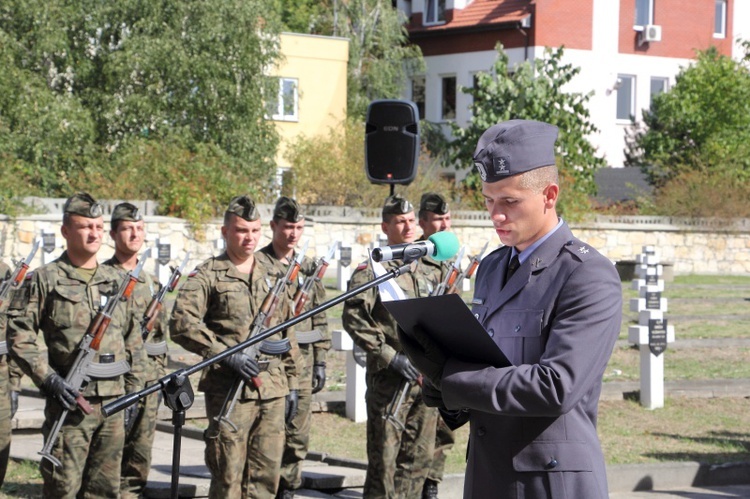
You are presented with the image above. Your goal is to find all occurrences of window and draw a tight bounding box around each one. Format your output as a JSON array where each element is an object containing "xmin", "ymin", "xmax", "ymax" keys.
[
  {"xmin": 649, "ymin": 77, "xmax": 668, "ymax": 109},
  {"xmin": 411, "ymin": 76, "xmax": 425, "ymax": 120},
  {"xmin": 635, "ymin": 0, "xmax": 653, "ymax": 27},
  {"xmin": 267, "ymin": 77, "xmax": 298, "ymax": 121},
  {"xmin": 441, "ymin": 76, "xmax": 456, "ymax": 121},
  {"xmin": 616, "ymin": 74, "xmax": 635, "ymax": 121},
  {"xmin": 714, "ymin": 0, "xmax": 727, "ymax": 38},
  {"xmin": 424, "ymin": 0, "xmax": 446, "ymax": 25}
]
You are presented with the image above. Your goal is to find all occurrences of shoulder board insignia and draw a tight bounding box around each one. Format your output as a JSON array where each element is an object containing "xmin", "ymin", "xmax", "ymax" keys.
[
  {"xmin": 187, "ymin": 269, "xmax": 198, "ymax": 278},
  {"xmin": 355, "ymin": 262, "xmax": 368, "ymax": 271}
]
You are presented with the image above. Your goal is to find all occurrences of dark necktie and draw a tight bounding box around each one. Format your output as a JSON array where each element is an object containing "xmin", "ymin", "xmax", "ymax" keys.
[{"xmin": 506, "ymin": 254, "xmax": 520, "ymax": 281}]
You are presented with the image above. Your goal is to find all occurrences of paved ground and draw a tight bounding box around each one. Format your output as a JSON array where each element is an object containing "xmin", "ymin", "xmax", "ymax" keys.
[{"xmin": 8, "ymin": 379, "xmax": 750, "ymax": 498}]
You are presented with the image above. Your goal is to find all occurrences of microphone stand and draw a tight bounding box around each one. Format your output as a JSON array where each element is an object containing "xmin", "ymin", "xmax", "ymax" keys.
[{"xmin": 102, "ymin": 260, "xmax": 414, "ymax": 499}]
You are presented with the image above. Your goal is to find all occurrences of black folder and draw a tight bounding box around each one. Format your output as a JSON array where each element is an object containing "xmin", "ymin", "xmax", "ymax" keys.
[{"xmin": 384, "ymin": 293, "xmax": 511, "ymax": 368}]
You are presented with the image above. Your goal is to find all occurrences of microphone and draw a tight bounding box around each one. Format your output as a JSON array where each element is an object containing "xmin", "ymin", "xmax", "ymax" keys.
[{"xmin": 371, "ymin": 231, "xmax": 460, "ymax": 263}]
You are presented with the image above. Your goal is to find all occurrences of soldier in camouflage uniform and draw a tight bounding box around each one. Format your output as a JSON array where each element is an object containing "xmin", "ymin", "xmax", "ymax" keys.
[
  {"xmin": 170, "ymin": 195, "xmax": 300, "ymax": 499},
  {"xmin": 103, "ymin": 202, "xmax": 167, "ymax": 498},
  {"xmin": 7, "ymin": 192, "xmax": 146, "ymax": 499},
  {"xmin": 0, "ymin": 261, "xmax": 14, "ymax": 487},
  {"xmin": 257, "ymin": 197, "xmax": 329, "ymax": 499},
  {"xmin": 342, "ymin": 195, "xmax": 442, "ymax": 498},
  {"xmin": 417, "ymin": 193, "xmax": 454, "ymax": 499}
]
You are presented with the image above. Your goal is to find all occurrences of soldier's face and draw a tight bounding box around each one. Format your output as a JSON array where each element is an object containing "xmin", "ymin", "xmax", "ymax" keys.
[
  {"xmin": 61, "ymin": 215, "xmax": 104, "ymax": 258},
  {"xmin": 419, "ymin": 212, "xmax": 451, "ymax": 238},
  {"xmin": 482, "ymin": 174, "xmax": 559, "ymax": 252},
  {"xmin": 222, "ymin": 215, "xmax": 262, "ymax": 261},
  {"xmin": 270, "ymin": 219, "xmax": 305, "ymax": 254},
  {"xmin": 382, "ymin": 211, "xmax": 417, "ymax": 245},
  {"xmin": 110, "ymin": 220, "xmax": 145, "ymax": 257}
]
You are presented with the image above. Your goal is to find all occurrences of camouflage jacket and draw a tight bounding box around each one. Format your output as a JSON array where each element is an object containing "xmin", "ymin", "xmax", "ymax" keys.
[
  {"xmin": 342, "ymin": 258, "xmax": 441, "ymax": 373},
  {"xmin": 169, "ymin": 252, "xmax": 299, "ymax": 399},
  {"xmin": 7, "ymin": 252, "xmax": 146, "ymax": 396},
  {"xmin": 103, "ymin": 256, "xmax": 167, "ymax": 383},
  {"xmin": 256, "ymin": 244, "xmax": 330, "ymax": 365}
]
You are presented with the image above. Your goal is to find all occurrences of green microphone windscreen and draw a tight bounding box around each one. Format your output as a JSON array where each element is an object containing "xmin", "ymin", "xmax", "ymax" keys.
[{"xmin": 428, "ymin": 231, "xmax": 460, "ymax": 261}]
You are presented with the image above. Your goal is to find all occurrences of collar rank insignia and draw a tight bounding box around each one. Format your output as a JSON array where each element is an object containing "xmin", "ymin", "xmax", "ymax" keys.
[{"xmin": 532, "ymin": 258, "xmax": 542, "ymax": 268}]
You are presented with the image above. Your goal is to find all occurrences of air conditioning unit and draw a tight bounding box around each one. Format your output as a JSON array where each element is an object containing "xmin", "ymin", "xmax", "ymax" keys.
[{"xmin": 639, "ymin": 24, "xmax": 662, "ymax": 44}]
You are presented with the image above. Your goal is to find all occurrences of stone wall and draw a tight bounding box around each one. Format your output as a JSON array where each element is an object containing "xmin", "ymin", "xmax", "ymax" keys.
[{"xmin": 2, "ymin": 209, "xmax": 749, "ymax": 277}]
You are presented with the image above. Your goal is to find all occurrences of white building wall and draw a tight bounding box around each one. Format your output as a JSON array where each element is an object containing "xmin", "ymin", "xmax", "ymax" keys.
[{"xmin": 733, "ymin": 0, "xmax": 750, "ymax": 59}]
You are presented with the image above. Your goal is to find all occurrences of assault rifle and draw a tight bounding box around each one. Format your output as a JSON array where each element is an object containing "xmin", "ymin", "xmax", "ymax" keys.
[
  {"xmin": 447, "ymin": 240, "xmax": 488, "ymax": 295},
  {"xmin": 40, "ymin": 249, "xmax": 150, "ymax": 468},
  {"xmin": 215, "ymin": 241, "xmax": 307, "ymax": 431},
  {"xmin": 292, "ymin": 241, "xmax": 338, "ymax": 317},
  {"xmin": 0, "ymin": 240, "xmax": 41, "ymax": 356},
  {"xmin": 432, "ymin": 246, "xmax": 466, "ymax": 297},
  {"xmin": 0, "ymin": 239, "xmax": 40, "ymax": 308},
  {"xmin": 140, "ymin": 252, "xmax": 190, "ymax": 341}
]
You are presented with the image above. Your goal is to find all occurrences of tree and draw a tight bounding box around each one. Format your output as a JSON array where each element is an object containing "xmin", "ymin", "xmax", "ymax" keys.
[
  {"xmin": 275, "ymin": 0, "xmax": 424, "ymax": 119},
  {"xmin": 446, "ymin": 45, "xmax": 606, "ymax": 217},
  {"xmin": 0, "ymin": 0, "xmax": 282, "ymax": 220},
  {"xmin": 625, "ymin": 45, "xmax": 750, "ymax": 187}
]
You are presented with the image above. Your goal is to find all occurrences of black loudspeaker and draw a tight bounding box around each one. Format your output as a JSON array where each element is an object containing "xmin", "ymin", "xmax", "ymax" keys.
[{"xmin": 365, "ymin": 100, "xmax": 420, "ymax": 185}]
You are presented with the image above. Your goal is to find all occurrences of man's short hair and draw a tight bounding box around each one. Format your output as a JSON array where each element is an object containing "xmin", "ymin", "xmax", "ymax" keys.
[
  {"xmin": 518, "ymin": 165, "xmax": 559, "ymax": 193},
  {"xmin": 382, "ymin": 195, "xmax": 413, "ymax": 222}
]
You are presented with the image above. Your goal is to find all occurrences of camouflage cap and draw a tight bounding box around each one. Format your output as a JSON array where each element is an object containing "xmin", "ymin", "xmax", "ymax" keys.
[
  {"xmin": 419, "ymin": 192, "xmax": 449, "ymax": 215},
  {"xmin": 225, "ymin": 195, "xmax": 260, "ymax": 221},
  {"xmin": 273, "ymin": 196, "xmax": 304, "ymax": 223},
  {"xmin": 111, "ymin": 202, "xmax": 143, "ymax": 224},
  {"xmin": 63, "ymin": 192, "xmax": 103, "ymax": 218},
  {"xmin": 473, "ymin": 119, "xmax": 558, "ymax": 183},
  {"xmin": 382, "ymin": 195, "xmax": 413, "ymax": 220}
]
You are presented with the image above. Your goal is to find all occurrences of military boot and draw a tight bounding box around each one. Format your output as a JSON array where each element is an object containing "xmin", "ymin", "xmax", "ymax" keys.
[{"xmin": 422, "ymin": 479, "xmax": 439, "ymax": 499}]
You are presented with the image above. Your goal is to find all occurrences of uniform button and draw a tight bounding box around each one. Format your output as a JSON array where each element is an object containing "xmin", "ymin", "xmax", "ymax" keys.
[
  {"xmin": 487, "ymin": 328, "xmax": 494, "ymax": 337},
  {"xmin": 477, "ymin": 427, "xmax": 486, "ymax": 436},
  {"xmin": 514, "ymin": 324, "xmax": 522, "ymax": 333},
  {"xmin": 474, "ymin": 313, "xmax": 480, "ymax": 320},
  {"xmin": 545, "ymin": 458, "xmax": 558, "ymax": 469}
]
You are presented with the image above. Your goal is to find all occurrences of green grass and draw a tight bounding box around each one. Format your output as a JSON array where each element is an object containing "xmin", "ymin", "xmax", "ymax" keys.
[{"xmin": 0, "ymin": 459, "xmax": 43, "ymax": 498}]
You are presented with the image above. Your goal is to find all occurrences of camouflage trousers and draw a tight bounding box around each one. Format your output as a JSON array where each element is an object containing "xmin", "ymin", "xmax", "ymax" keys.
[
  {"xmin": 427, "ymin": 417, "xmax": 455, "ymax": 482},
  {"xmin": 0, "ymin": 357, "xmax": 10, "ymax": 487},
  {"xmin": 204, "ymin": 392, "xmax": 286, "ymax": 499},
  {"xmin": 365, "ymin": 368, "xmax": 438, "ymax": 499},
  {"xmin": 279, "ymin": 344, "xmax": 314, "ymax": 492},
  {"xmin": 41, "ymin": 396, "xmax": 125, "ymax": 499},
  {"xmin": 121, "ymin": 385, "xmax": 161, "ymax": 498}
]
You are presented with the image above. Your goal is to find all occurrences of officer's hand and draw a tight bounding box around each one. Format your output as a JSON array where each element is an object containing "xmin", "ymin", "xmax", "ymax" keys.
[
  {"xmin": 10, "ymin": 391, "xmax": 18, "ymax": 419},
  {"xmin": 311, "ymin": 363, "xmax": 326, "ymax": 394},
  {"xmin": 285, "ymin": 389, "xmax": 299, "ymax": 424},
  {"xmin": 41, "ymin": 373, "xmax": 78, "ymax": 411},
  {"xmin": 388, "ymin": 353, "xmax": 420, "ymax": 382},
  {"xmin": 124, "ymin": 403, "xmax": 139, "ymax": 434},
  {"xmin": 421, "ymin": 379, "xmax": 445, "ymax": 409},
  {"xmin": 397, "ymin": 325, "xmax": 447, "ymax": 388},
  {"xmin": 221, "ymin": 352, "xmax": 260, "ymax": 384}
]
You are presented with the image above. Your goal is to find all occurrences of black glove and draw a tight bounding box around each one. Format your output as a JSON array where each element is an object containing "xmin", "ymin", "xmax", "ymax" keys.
[
  {"xmin": 421, "ymin": 379, "xmax": 445, "ymax": 409},
  {"xmin": 398, "ymin": 325, "xmax": 447, "ymax": 388},
  {"xmin": 388, "ymin": 353, "xmax": 420, "ymax": 382},
  {"xmin": 124, "ymin": 402, "xmax": 139, "ymax": 435},
  {"xmin": 311, "ymin": 363, "xmax": 326, "ymax": 394},
  {"xmin": 221, "ymin": 352, "xmax": 260, "ymax": 384},
  {"xmin": 10, "ymin": 391, "xmax": 18, "ymax": 419},
  {"xmin": 41, "ymin": 373, "xmax": 78, "ymax": 411},
  {"xmin": 285, "ymin": 389, "xmax": 299, "ymax": 424}
]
